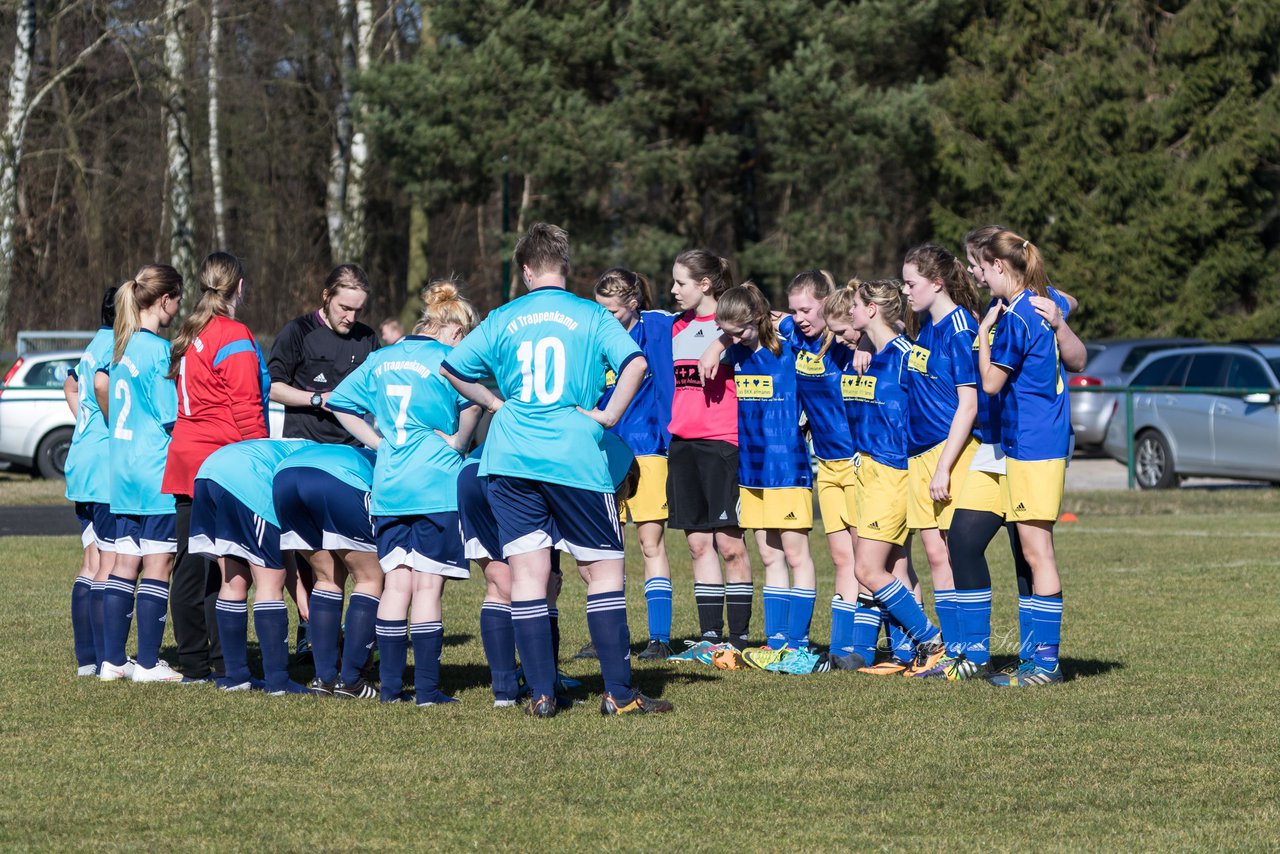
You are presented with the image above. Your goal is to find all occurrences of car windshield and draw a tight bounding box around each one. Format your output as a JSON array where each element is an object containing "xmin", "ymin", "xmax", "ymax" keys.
[{"xmin": 1269, "ymin": 359, "xmax": 1280, "ymax": 381}]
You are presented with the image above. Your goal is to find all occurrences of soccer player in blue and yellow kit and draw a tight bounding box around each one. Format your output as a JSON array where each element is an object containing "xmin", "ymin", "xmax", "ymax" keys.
[
  {"xmin": 824, "ymin": 281, "xmax": 947, "ymax": 674},
  {"xmin": 330, "ymin": 281, "xmax": 482, "ymax": 706},
  {"xmin": 977, "ymin": 231, "xmax": 1077, "ymax": 686},
  {"xmin": 901, "ymin": 244, "xmax": 983, "ymax": 678},
  {"xmin": 593, "ymin": 267, "xmax": 677, "ymax": 659},
  {"xmin": 443, "ymin": 223, "xmax": 671, "ymax": 717},
  {"xmin": 102, "ymin": 266, "xmax": 184, "ymax": 683}
]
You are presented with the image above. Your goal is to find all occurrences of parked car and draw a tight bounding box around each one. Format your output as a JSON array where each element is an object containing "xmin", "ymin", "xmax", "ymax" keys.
[
  {"xmin": 1069, "ymin": 338, "xmax": 1202, "ymax": 450},
  {"xmin": 0, "ymin": 349, "xmax": 285, "ymax": 479},
  {"xmin": 1102, "ymin": 344, "xmax": 1280, "ymax": 488}
]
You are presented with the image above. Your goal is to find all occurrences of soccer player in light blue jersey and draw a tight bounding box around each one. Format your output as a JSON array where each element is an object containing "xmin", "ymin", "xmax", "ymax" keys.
[
  {"xmin": 977, "ymin": 230, "xmax": 1085, "ymax": 687},
  {"xmin": 715, "ymin": 284, "xmax": 823, "ymax": 672},
  {"xmin": 273, "ymin": 443, "xmax": 381, "ymax": 697},
  {"xmin": 192, "ymin": 438, "xmax": 311, "ymax": 694},
  {"xmin": 443, "ymin": 223, "xmax": 671, "ymax": 717},
  {"xmin": 63, "ymin": 286, "xmax": 119, "ymax": 676},
  {"xmin": 331, "ymin": 281, "xmax": 482, "ymax": 706},
  {"xmin": 901, "ymin": 244, "xmax": 983, "ymax": 678},
  {"xmin": 593, "ymin": 267, "xmax": 677, "ymax": 660},
  {"xmin": 101, "ymin": 266, "xmax": 184, "ymax": 684}
]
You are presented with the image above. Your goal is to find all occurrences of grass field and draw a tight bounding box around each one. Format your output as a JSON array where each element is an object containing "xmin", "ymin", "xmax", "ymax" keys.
[{"xmin": 1, "ymin": 490, "xmax": 1278, "ymax": 851}]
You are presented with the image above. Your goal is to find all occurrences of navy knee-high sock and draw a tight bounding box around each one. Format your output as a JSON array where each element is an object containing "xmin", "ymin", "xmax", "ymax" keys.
[
  {"xmin": 89, "ymin": 581, "xmax": 107, "ymax": 669},
  {"xmin": 376, "ymin": 618, "xmax": 408, "ymax": 701},
  {"xmin": 340, "ymin": 592, "xmax": 379, "ymax": 685},
  {"xmin": 71, "ymin": 577, "xmax": 95, "ymax": 668},
  {"xmin": 308, "ymin": 588, "xmax": 343, "ymax": 684},
  {"xmin": 548, "ymin": 607, "xmax": 561, "ymax": 666},
  {"xmin": 215, "ymin": 598, "xmax": 250, "ymax": 683},
  {"xmin": 102, "ymin": 574, "xmax": 136, "ymax": 666},
  {"xmin": 134, "ymin": 579, "xmax": 170, "ymax": 669},
  {"xmin": 411, "ymin": 621, "xmax": 448, "ymax": 703},
  {"xmin": 480, "ymin": 602, "xmax": 517, "ymax": 702},
  {"xmin": 586, "ymin": 590, "xmax": 633, "ymax": 702},
  {"xmin": 253, "ymin": 600, "xmax": 290, "ymax": 690},
  {"xmin": 511, "ymin": 599, "xmax": 555, "ymax": 700}
]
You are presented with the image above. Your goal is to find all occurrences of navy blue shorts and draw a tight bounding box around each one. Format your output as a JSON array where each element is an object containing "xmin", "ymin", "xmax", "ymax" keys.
[
  {"xmin": 190, "ymin": 480, "xmax": 283, "ymax": 569},
  {"xmin": 75, "ymin": 501, "xmax": 117, "ymax": 551},
  {"xmin": 373, "ymin": 513, "xmax": 468, "ymax": 578},
  {"xmin": 273, "ymin": 467, "xmax": 375, "ymax": 553},
  {"xmin": 114, "ymin": 512, "xmax": 177, "ymax": 557},
  {"xmin": 488, "ymin": 476, "xmax": 624, "ymax": 561},
  {"xmin": 457, "ymin": 464, "xmax": 501, "ymax": 561}
]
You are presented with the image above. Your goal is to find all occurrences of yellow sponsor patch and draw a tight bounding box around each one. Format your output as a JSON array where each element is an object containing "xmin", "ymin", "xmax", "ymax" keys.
[
  {"xmin": 842, "ymin": 374, "xmax": 876, "ymax": 401},
  {"xmin": 908, "ymin": 345, "xmax": 930, "ymax": 373},
  {"xmin": 604, "ymin": 369, "xmax": 616, "ymax": 387},
  {"xmin": 795, "ymin": 350, "xmax": 826, "ymax": 377},
  {"xmin": 736, "ymin": 374, "xmax": 774, "ymax": 399}
]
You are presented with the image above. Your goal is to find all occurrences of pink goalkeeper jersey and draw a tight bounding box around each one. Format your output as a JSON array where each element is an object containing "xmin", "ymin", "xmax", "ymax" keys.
[{"xmin": 669, "ymin": 312, "xmax": 738, "ymax": 445}]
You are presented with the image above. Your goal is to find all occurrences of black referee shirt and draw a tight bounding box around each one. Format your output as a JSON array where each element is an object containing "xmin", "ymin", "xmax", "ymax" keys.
[{"xmin": 268, "ymin": 311, "xmax": 379, "ymax": 444}]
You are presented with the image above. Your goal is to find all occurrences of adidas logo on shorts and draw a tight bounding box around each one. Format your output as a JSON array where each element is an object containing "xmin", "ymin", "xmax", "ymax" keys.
[
  {"xmin": 1015, "ymin": 502, "xmax": 1027, "ymax": 512},
  {"xmin": 784, "ymin": 512, "xmax": 796, "ymax": 520},
  {"xmin": 868, "ymin": 521, "xmax": 880, "ymax": 529}
]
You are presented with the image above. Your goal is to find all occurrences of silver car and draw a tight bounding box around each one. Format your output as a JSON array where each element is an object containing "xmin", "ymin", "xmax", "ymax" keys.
[
  {"xmin": 1102, "ymin": 344, "xmax": 1280, "ymax": 488},
  {"xmin": 1069, "ymin": 338, "xmax": 1201, "ymax": 450}
]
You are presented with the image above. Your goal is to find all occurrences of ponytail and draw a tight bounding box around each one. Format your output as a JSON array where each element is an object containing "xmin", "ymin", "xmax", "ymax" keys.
[
  {"xmin": 717, "ymin": 283, "xmax": 781, "ymax": 356},
  {"xmin": 982, "ymin": 231, "xmax": 1049, "ymax": 299},
  {"xmin": 168, "ymin": 252, "xmax": 244, "ymax": 378},
  {"xmin": 595, "ymin": 267, "xmax": 653, "ymax": 311},
  {"xmin": 675, "ymin": 249, "xmax": 734, "ymax": 298},
  {"xmin": 858, "ymin": 279, "xmax": 907, "ymax": 332},
  {"xmin": 903, "ymin": 243, "xmax": 981, "ymax": 322},
  {"xmin": 113, "ymin": 264, "xmax": 183, "ymax": 363}
]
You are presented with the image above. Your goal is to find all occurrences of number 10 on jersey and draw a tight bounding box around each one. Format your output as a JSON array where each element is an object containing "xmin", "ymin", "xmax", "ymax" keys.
[{"xmin": 516, "ymin": 338, "xmax": 566, "ymax": 404}]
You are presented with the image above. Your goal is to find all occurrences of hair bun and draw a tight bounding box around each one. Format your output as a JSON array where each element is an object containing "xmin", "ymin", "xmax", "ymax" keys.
[{"xmin": 424, "ymin": 280, "xmax": 459, "ymax": 305}]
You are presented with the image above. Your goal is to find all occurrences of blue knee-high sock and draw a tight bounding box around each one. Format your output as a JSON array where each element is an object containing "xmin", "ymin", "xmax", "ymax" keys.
[
  {"xmin": 586, "ymin": 590, "xmax": 633, "ymax": 702},
  {"xmin": 511, "ymin": 599, "xmax": 555, "ymax": 699},
  {"xmin": 102, "ymin": 574, "xmax": 136, "ymax": 666},
  {"xmin": 1031, "ymin": 594, "xmax": 1062, "ymax": 668},
  {"xmin": 874, "ymin": 579, "xmax": 940, "ymax": 645},
  {"xmin": 89, "ymin": 581, "xmax": 107, "ymax": 669},
  {"xmin": 786, "ymin": 587, "xmax": 817, "ymax": 650},
  {"xmin": 376, "ymin": 618, "xmax": 408, "ymax": 701},
  {"xmin": 72, "ymin": 577, "xmax": 95, "ymax": 668},
  {"xmin": 134, "ymin": 579, "xmax": 170, "ymax": 669},
  {"xmin": 955, "ymin": 588, "xmax": 992, "ymax": 665},
  {"xmin": 340, "ymin": 592, "xmax": 379, "ymax": 685},
  {"xmin": 480, "ymin": 602, "xmax": 517, "ymax": 702},
  {"xmin": 830, "ymin": 595, "xmax": 856, "ymax": 656},
  {"xmin": 886, "ymin": 614, "xmax": 914, "ymax": 663},
  {"xmin": 253, "ymin": 600, "xmax": 290, "ymax": 690},
  {"xmin": 215, "ymin": 598, "xmax": 250, "ymax": 683},
  {"xmin": 644, "ymin": 577, "xmax": 673, "ymax": 643},
  {"xmin": 548, "ymin": 607, "xmax": 561, "ymax": 665},
  {"xmin": 933, "ymin": 589, "xmax": 959, "ymax": 656},
  {"xmin": 308, "ymin": 589, "xmax": 343, "ymax": 684},
  {"xmin": 852, "ymin": 595, "xmax": 883, "ymax": 663},
  {"xmin": 411, "ymin": 621, "xmax": 446, "ymax": 702},
  {"xmin": 1018, "ymin": 596, "xmax": 1036, "ymax": 661},
  {"xmin": 762, "ymin": 585, "xmax": 790, "ymax": 649}
]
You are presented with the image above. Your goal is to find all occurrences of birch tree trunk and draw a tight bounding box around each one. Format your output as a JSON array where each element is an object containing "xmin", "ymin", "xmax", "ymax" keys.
[
  {"xmin": 0, "ymin": 0, "xmax": 37, "ymax": 339},
  {"xmin": 207, "ymin": 0, "xmax": 226, "ymax": 248},
  {"xmin": 326, "ymin": 0, "xmax": 371, "ymax": 264},
  {"xmin": 163, "ymin": 0, "xmax": 197, "ymax": 314}
]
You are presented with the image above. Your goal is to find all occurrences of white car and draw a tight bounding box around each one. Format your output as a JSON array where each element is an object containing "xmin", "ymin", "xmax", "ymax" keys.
[{"xmin": 0, "ymin": 349, "xmax": 285, "ymax": 479}]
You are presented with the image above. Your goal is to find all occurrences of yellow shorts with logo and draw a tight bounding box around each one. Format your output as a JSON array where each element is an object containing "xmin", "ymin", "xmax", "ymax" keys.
[
  {"xmin": 1003, "ymin": 457, "xmax": 1067, "ymax": 523},
  {"xmin": 854, "ymin": 456, "xmax": 909, "ymax": 545},
  {"xmin": 906, "ymin": 437, "xmax": 979, "ymax": 531},
  {"xmin": 815, "ymin": 458, "xmax": 858, "ymax": 532},
  {"xmin": 739, "ymin": 487, "xmax": 813, "ymax": 530},
  {"xmin": 953, "ymin": 469, "xmax": 1006, "ymax": 516},
  {"xmin": 620, "ymin": 455, "xmax": 669, "ymax": 524}
]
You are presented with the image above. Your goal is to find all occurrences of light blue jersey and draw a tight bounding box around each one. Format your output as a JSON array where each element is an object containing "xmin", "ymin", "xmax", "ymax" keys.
[
  {"xmin": 65, "ymin": 327, "xmax": 114, "ymax": 504},
  {"xmin": 443, "ymin": 287, "xmax": 642, "ymax": 493},
  {"xmin": 274, "ymin": 442, "xmax": 375, "ymax": 492},
  {"xmin": 329, "ymin": 335, "xmax": 474, "ymax": 515},
  {"xmin": 108, "ymin": 330, "xmax": 177, "ymax": 516},
  {"xmin": 197, "ymin": 439, "xmax": 310, "ymax": 524}
]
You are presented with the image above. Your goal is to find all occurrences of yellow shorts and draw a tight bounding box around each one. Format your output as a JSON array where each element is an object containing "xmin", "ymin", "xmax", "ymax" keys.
[
  {"xmin": 906, "ymin": 437, "xmax": 979, "ymax": 531},
  {"xmin": 739, "ymin": 487, "xmax": 813, "ymax": 530},
  {"xmin": 815, "ymin": 458, "xmax": 858, "ymax": 532},
  {"xmin": 953, "ymin": 469, "xmax": 1005, "ymax": 516},
  {"xmin": 1003, "ymin": 457, "xmax": 1067, "ymax": 523},
  {"xmin": 620, "ymin": 455, "xmax": 669, "ymax": 524},
  {"xmin": 854, "ymin": 456, "xmax": 908, "ymax": 545}
]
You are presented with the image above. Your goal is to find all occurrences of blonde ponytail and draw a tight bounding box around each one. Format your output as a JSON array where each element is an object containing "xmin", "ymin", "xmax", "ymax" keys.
[{"xmin": 112, "ymin": 264, "xmax": 184, "ymax": 363}]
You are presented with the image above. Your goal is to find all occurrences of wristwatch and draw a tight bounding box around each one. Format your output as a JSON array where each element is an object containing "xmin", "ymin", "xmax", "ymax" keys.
[{"xmin": 310, "ymin": 392, "xmax": 323, "ymax": 408}]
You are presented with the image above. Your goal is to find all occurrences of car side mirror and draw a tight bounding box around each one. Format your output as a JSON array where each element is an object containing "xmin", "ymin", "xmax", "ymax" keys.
[{"xmin": 1242, "ymin": 392, "xmax": 1272, "ymax": 405}]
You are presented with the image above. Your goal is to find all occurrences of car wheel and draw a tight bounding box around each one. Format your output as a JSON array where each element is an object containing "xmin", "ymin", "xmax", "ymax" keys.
[
  {"xmin": 1134, "ymin": 429, "xmax": 1177, "ymax": 490},
  {"xmin": 34, "ymin": 426, "xmax": 73, "ymax": 479}
]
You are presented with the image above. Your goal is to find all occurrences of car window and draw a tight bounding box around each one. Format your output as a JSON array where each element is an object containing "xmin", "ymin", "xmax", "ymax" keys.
[
  {"xmin": 1121, "ymin": 344, "xmax": 1178, "ymax": 373},
  {"xmin": 1082, "ymin": 344, "xmax": 1106, "ymax": 371},
  {"xmin": 1225, "ymin": 356, "xmax": 1272, "ymax": 390},
  {"xmin": 1132, "ymin": 354, "xmax": 1189, "ymax": 388},
  {"xmin": 22, "ymin": 358, "xmax": 75, "ymax": 388},
  {"xmin": 1185, "ymin": 354, "xmax": 1227, "ymax": 389}
]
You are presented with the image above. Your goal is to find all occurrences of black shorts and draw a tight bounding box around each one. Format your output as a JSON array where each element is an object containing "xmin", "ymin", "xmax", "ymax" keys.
[{"xmin": 666, "ymin": 438, "xmax": 741, "ymax": 531}]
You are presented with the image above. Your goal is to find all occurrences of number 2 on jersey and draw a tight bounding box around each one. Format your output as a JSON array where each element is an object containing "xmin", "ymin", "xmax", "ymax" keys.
[
  {"xmin": 113, "ymin": 379, "xmax": 133, "ymax": 441},
  {"xmin": 516, "ymin": 337, "xmax": 566, "ymax": 404}
]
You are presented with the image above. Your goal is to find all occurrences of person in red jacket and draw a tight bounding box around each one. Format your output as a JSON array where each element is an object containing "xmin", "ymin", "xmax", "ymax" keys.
[{"xmin": 162, "ymin": 251, "xmax": 270, "ymax": 681}]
